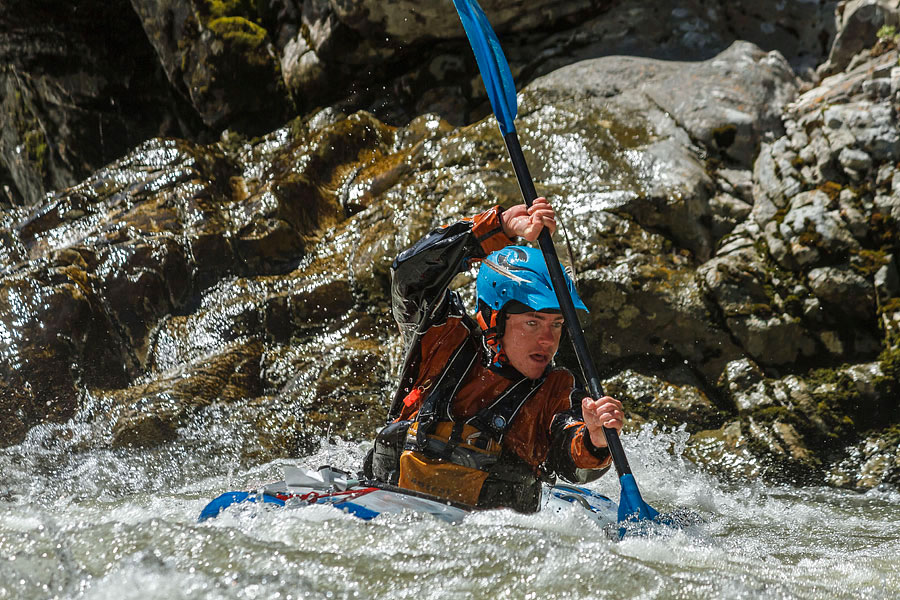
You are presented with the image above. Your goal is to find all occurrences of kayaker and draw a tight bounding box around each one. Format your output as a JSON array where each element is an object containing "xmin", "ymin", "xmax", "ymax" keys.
[{"xmin": 365, "ymin": 198, "xmax": 624, "ymax": 512}]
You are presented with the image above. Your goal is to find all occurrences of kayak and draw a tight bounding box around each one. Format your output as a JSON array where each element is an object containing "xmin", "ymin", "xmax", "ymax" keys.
[{"xmin": 199, "ymin": 465, "xmax": 618, "ymax": 526}]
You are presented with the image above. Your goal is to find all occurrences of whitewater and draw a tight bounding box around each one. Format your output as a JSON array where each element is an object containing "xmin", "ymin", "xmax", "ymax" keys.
[{"xmin": 1, "ymin": 419, "xmax": 898, "ymax": 600}]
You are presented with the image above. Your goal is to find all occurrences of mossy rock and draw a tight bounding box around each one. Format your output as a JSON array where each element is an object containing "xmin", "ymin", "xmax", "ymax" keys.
[
  {"xmin": 202, "ymin": 0, "xmax": 260, "ymax": 21},
  {"xmin": 178, "ymin": 9, "xmax": 290, "ymax": 132},
  {"xmin": 207, "ymin": 17, "xmax": 269, "ymax": 68}
]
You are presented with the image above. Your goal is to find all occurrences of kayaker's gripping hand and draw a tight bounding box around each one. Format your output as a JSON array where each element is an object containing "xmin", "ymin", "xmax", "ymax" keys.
[
  {"xmin": 501, "ymin": 197, "xmax": 557, "ymax": 241},
  {"xmin": 581, "ymin": 396, "xmax": 624, "ymax": 448}
]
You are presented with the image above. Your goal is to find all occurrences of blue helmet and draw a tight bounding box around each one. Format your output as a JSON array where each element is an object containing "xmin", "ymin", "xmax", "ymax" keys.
[{"xmin": 476, "ymin": 246, "xmax": 588, "ymax": 314}]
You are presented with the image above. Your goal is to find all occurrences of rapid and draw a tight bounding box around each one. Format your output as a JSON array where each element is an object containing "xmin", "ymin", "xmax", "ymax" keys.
[{"xmin": 2, "ymin": 416, "xmax": 897, "ymax": 600}]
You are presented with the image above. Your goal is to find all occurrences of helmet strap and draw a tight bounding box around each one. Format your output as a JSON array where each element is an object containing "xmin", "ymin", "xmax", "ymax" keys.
[{"xmin": 477, "ymin": 304, "xmax": 507, "ymax": 366}]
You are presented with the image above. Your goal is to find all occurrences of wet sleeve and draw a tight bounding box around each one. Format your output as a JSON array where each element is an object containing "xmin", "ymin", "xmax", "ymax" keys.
[
  {"xmin": 390, "ymin": 206, "xmax": 513, "ymax": 330},
  {"xmin": 546, "ymin": 388, "xmax": 613, "ymax": 484}
]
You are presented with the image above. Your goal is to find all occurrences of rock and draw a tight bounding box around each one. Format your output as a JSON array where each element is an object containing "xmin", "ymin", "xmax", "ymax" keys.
[
  {"xmin": 728, "ymin": 313, "xmax": 818, "ymax": 367},
  {"xmin": 718, "ymin": 358, "xmax": 765, "ymax": 408},
  {"xmin": 130, "ymin": 0, "xmax": 292, "ymax": 132},
  {"xmin": 820, "ymin": 0, "xmax": 900, "ymax": 76},
  {"xmin": 822, "ymin": 102, "xmax": 900, "ymax": 162},
  {"xmin": 710, "ymin": 192, "xmax": 753, "ymax": 240},
  {"xmin": 602, "ymin": 368, "xmax": 722, "ymax": 429},
  {"xmin": 751, "ymin": 142, "xmax": 792, "ymax": 225},
  {"xmin": 579, "ymin": 253, "xmax": 743, "ymax": 383},
  {"xmin": 0, "ymin": 0, "xmax": 189, "ymax": 205},
  {"xmin": 874, "ymin": 255, "xmax": 899, "ymax": 302},
  {"xmin": 827, "ymin": 425, "xmax": 900, "ymax": 490},
  {"xmin": 686, "ymin": 421, "xmax": 767, "ymax": 482},
  {"xmin": 0, "ymin": 378, "xmax": 30, "ymax": 447},
  {"xmin": 110, "ymin": 338, "xmax": 265, "ymax": 448},
  {"xmin": 528, "ymin": 41, "xmax": 798, "ymax": 261},
  {"xmin": 331, "ymin": 0, "xmax": 599, "ymax": 42},
  {"xmin": 808, "ymin": 265, "xmax": 876, "ymax": 320},
  {"xmin": 3, "ymin": 1, "xmax": 900, "ymax": 493},
  {"xmin": 838, "ymin": 147, "xmax": 873, "ymax": 175},
  {"xmin": 543, "ymin": 41, "xmax": 798, "ymax": 168},
  {"xmin": 776, "ymin": 189, "xmax": 861, "ymax": 269}
]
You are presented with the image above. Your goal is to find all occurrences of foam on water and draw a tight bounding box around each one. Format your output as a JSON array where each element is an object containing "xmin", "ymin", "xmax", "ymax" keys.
[{"xmin": 1, "ymin": 424, "xmax": 898, "ymax": 600}]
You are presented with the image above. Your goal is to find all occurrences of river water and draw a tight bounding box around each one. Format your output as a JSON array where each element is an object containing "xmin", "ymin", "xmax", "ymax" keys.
[{"xmin": 1, "ymin": 420, "xmax": 898, "ymax": 600}]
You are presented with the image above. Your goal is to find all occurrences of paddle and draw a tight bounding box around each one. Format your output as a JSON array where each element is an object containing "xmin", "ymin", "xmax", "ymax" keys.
[{"xmin": 451, "ymin": 0, "xmax": 663, "ymax": 532}]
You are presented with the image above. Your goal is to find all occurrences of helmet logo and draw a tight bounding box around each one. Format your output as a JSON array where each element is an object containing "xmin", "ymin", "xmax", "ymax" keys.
[
  {"xmin": 498, "ymin": 247, "xmax": 529, "ymax": 267},
  {"xmin": 492, "ymin": 415, "xmax": 506, "ymax": 430}
]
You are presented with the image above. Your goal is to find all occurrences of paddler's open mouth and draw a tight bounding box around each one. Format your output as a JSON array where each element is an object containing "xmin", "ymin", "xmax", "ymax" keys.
[{"xmin": 529, "ymin": 352, "xmax": 549, "ymax": 364}]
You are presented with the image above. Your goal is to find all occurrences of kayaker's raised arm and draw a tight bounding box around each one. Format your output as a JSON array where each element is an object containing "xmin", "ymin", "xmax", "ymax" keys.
[{"xmin": 390, "ymin": 198, "xmax": 558, "ymax": 332}]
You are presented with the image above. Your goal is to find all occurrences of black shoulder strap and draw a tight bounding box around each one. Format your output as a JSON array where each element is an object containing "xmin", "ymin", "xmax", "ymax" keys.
[
  {"xmin": 465, "ymin": 375, "xmax": 544, "ymax": 442},
  {"xmin": 387, "ymin": 295, "xmax": 474, "ymax": 421},
  {"xmin": 415, "ymin": 332, "xmax": 479, "ymax": 441}
]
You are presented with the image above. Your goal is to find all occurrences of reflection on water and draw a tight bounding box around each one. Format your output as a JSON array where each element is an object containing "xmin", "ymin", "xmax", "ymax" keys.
[{"xmin": 2, "ymin": 423, "xmax": 898, "ymax": 600}]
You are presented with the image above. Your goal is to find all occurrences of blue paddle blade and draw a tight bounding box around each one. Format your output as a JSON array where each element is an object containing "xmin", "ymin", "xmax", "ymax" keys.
[
  {"xmin": 451, "ymin": 0, "xmax": 518, "ymax": 135},
  {"xmin": 617, "ymin": 473, "xmax": 660, "ymax": 528}
]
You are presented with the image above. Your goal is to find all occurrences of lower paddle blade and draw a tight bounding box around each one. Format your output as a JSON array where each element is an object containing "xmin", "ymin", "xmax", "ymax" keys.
[{"xmin": 617, "ymin": 473, "xmax": 660, "ymax": 524}]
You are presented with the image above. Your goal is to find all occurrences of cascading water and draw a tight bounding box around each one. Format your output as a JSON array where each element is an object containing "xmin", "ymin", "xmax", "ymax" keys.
[{"xmin": 2, "ymin": 419, "xmax": 897, "ymax": 600}]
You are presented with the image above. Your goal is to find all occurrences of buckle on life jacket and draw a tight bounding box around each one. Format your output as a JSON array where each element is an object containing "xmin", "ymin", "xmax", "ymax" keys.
[{"xmin": 405, "ymin": 421, "xmax": 502, "ymax": 470}]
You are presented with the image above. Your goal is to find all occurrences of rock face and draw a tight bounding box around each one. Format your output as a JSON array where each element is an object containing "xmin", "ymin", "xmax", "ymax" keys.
[
  {"xmin": 2, "ymin": 0, "xmax": 840, "ymax": 206},
  {"xmin": 1, "ymin": 1, "xmax": 899, "ymax": 492},
  {"xmin": 0, "ymin": 0, "xmax": 196, "ymax": 206}
]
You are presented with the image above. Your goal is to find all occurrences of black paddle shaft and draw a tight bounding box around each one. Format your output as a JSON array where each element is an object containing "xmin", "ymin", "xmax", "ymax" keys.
[{"xmin": 503, "ymin": 131, "xmax": 632, "ymax": 477}]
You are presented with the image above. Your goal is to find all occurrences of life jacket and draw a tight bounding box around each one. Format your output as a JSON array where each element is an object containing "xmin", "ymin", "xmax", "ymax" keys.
[{"xmin": 396, "ymin": 329, "xmax": 546, "ymax": 506}]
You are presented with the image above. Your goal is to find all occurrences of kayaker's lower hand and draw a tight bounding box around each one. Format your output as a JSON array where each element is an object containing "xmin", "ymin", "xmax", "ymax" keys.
[
  {"xmin": 582, "ymin": 396, "xmax": 624, "ymax": 448},
  {"xmin": 501, "ymin": 197, "xmax": 557, "ymax": 241}
]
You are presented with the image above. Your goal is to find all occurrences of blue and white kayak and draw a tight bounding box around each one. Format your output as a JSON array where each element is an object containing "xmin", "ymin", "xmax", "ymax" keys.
[{"xmin": 199, "ymin": 465, "xmax": 618, "ymax": 525}]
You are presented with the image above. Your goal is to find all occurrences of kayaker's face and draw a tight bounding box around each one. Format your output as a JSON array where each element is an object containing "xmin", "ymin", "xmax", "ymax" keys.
[{"xmin": 501, "ymin": 311, "xmax": 564, "ymax": 379}]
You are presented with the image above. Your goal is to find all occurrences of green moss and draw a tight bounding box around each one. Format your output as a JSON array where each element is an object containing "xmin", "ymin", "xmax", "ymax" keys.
[
  {"xmin": 202, "ymin": 0, "xmax": 260, "ymax": 21},
  {"xmin": 783, "ymin": 294, "xmax": 803, "ymax": 316},
  {"xmin": 805, "ymin": 348, "xmax": 900, "ymax": 440},
  {"xmin": 731, "ymin": 303, "xmax": 774, "ymax": 318},
  {"xmin": 877, "ymin": 25, "xmax": 898, "ymax": 41},
  {"xmin": 8, "ymin": 90, "xmax": 49, "ymax": 179},
  {"xmin": 879, "ymin": 345, "xmax": 900, "ymax": 382},
  {"xmin": 851, "ymin": 249, "xmax": 889, "ymax": 277},
  {"xmin": 209, "ymin": 16, "xmax": 267, "ymax": 49},
  {"xmin": 873, "ymin": 26, "xmax": 899, "ymax": 59},
  {"xmin": 796, "ymin": 228, "xmax": 823, "ymax": 249},
  {"xmin": 773, "ymin": 206, "xmax": 788, "ymax": 224},
  {"xmin": 818, "ymin": 181, "xmax": 842, "ymax": 203},
  {"xmin": 880, "ymin": 297, "xmax": 900, "ymax": 315},
  {"xmin": 22, "ymin": 129, "xmax": 48, "ymax": 175},
  {"xmin": 752, "ymin": 405, "xmax": 793, "ymax": 425}
]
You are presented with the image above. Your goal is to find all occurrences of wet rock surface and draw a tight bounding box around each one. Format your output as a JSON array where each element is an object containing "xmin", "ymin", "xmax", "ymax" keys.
[{"xmin": 1, "ymin": 1, "xmax": 899, "ymax": 492}]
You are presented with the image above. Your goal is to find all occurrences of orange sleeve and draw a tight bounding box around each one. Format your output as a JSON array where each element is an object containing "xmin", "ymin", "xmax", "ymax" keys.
[
  {"xmin": 568, "ymin": 425, "xmax": 614, "ymax": 470},
  {"xmin": 544, "ymin": 371, "xmax": 613, "ymax": 471},
  {"xmin": 470, "ymin": 205, "xmax": 514, "ymax": 256}
]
